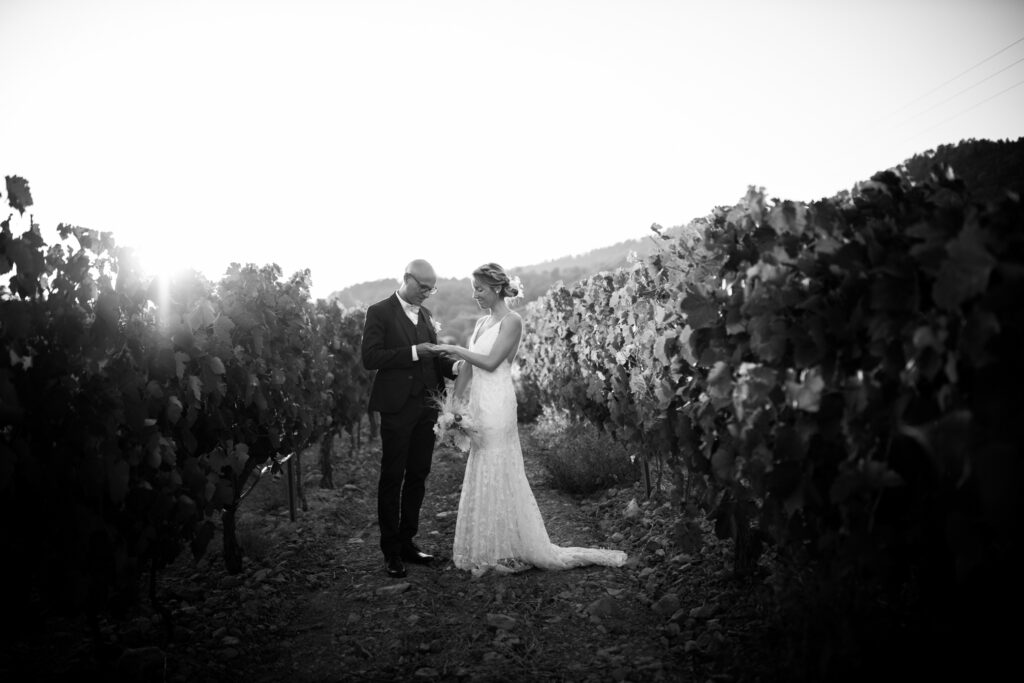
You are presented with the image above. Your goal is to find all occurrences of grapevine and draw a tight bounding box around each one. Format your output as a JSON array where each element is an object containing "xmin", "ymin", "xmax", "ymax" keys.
[{"xmin": 0, "ymin": 178, "xmax": 371, "ymax": 630}]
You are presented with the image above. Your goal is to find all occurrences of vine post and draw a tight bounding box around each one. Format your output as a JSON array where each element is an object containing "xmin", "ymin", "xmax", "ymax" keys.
[{"xmin": 287, "ymin": 457, "xmax": 296, "ymax": 522}]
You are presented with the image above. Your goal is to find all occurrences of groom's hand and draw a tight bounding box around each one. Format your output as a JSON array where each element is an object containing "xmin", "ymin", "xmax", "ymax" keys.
[{"xmin": 416, "ymin": 342, "xmax": 441, "ymax": 358}]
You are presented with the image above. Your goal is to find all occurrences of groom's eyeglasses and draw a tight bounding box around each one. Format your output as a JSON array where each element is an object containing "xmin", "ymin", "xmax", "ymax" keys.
[{"xmin": 405, "ymin": 272, "xmax": 437, "ymax": 296}]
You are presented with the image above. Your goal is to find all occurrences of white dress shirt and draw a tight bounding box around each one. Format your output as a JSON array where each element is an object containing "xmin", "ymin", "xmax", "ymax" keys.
[
  {"xmin": 396, "ymin": 291, "xmax": 421, "ymax": 361},
  {"xmin": 396, "ymin": 291, "xmax": 461, "ymax": 374}
]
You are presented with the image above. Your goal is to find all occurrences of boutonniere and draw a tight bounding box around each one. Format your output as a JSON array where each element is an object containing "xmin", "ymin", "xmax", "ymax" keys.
[{"xmin": 432, "ymin": 320, "xmax": 443, "ymax": 334}]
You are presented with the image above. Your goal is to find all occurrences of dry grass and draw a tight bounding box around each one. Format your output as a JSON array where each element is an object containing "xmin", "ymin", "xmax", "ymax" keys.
[{"xmin": 531, "ymin": 407, "xmax": 638, "ymax": 495}]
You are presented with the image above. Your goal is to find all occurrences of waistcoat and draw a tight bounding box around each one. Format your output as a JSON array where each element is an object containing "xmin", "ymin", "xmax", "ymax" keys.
[{"xmin": 412, "ymin": 314, "xmax": 438, "ymax": 395}]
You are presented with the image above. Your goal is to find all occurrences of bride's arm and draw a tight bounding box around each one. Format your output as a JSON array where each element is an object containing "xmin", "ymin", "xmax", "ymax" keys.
[{"xmin": 440, "ymin": 315, "xmax": 522, "ymax": 372}]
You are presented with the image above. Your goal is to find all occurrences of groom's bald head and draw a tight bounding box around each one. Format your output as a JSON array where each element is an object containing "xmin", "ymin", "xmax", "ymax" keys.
[
  {"xmin": 399, "ymin": 259, "xmax": 438, "ymax": 304},
  {"xmin": 405, "ymin": 259, "xmax": 435, "ymax": 280}
]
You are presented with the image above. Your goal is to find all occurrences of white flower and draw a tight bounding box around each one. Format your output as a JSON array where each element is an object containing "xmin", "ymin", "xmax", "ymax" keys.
[
  {"xmin": 432, "ymin": 319, "xmax": 443, "ymax": 334},
  {"xmin": 430, "ymin": 391, "xmax": 474, "ymax": 453},
  {"xmin": 507, "ymin": 275, "xmax": 524, "ymax": 303}
]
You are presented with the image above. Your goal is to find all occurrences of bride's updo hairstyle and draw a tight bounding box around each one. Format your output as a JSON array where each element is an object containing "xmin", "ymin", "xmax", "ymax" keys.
[{"xmin": 473, "ymin": 263, "xmax": 520, "ymax": 299}]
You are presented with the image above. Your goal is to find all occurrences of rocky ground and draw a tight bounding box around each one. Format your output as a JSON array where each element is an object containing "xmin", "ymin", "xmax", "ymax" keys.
[{"xmin": 2, "ymin": 424, "xmax": 783, "ymax": 682}]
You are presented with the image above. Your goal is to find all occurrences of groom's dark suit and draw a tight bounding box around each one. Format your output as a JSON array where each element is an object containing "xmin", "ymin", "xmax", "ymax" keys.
[{"xmin": 361, "ymin": 293, "xmax": 456, "ymax": 561}]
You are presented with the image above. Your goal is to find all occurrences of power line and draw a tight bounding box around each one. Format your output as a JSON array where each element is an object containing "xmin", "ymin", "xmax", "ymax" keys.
[
  {"xmin": 914, "ymin": 78, "xmax": 1024, "ymax": 139},
  {"xmin": 889, "ymin": 34, "xmax": 1024, "ymax": 118},
  {"xmin": 891, "ymin": 55, "xmax": 1024, "ymax": 129},
  {"xmin": 853, "ymin": 34, "xmax": 1024, "ymax": 142}
]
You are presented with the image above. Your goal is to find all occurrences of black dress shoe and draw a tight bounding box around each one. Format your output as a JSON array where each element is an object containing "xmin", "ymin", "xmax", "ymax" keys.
[
  {"xmin": 401, "ymin": 545, "xmax": 435, "ymax": 565},
  {"xmin": 385, "ymin": 556, "xmax": 407, "ymax": 578}
]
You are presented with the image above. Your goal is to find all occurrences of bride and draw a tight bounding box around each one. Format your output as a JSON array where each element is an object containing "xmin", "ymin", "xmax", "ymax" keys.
[{"xmin": 435, "ymin": 263, "xmax": 627, "ymax": 576}]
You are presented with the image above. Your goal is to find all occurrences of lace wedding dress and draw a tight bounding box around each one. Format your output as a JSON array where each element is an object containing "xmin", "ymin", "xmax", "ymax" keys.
[{"xmin": 452, "ymin": 316, "xmax": 628, "ymax": 576}]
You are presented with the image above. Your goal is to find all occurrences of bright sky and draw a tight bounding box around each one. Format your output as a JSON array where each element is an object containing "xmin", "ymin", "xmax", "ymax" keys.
[{"xmin": 2, "ymin": 0, "xmax": 1022, "ymax": 299}]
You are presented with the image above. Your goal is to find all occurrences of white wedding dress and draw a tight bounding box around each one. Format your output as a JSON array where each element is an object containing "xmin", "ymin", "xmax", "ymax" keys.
[{"xmin": 452, "ymin": 315, "xmax": 628, "ymax": 576}]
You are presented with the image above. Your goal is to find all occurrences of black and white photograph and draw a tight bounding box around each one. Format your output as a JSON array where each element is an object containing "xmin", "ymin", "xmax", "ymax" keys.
[{"xmin": 2, "ymin": 0, "xmax": 1022, "ymax": 681}]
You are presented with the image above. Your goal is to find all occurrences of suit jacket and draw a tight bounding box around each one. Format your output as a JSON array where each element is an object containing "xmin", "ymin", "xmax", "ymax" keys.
[{"xmin": 361, "ymin": 293, "xmax": 456, "ymax": 414}]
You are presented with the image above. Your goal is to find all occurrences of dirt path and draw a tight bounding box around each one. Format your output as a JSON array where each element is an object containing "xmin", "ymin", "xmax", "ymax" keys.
[
  {"xmin": 3, "ymin": 425, "xmax": 776, "ymax": 682},
  {"xmin": 246, "ymin": 429, "xmax": 696, "ymax": 682}
]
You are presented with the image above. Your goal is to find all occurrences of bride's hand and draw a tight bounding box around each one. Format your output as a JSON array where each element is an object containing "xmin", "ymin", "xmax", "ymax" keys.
[{"xmin": 438, "ymin": 344, "xmax": 465, "ymax": 359}]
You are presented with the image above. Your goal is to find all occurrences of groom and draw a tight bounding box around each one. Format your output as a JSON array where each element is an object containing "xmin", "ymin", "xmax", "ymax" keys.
[{"xmin": 361, "ymin": 260, "xmax": 460, "ymax": 578}]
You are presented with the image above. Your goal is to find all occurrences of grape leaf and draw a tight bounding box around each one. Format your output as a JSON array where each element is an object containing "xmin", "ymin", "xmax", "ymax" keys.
[
  {"xmin": 653, "ymin": 332, "xmax": 675, "ymax": 366},
  {"xmin": 166, "ymin": 396, "xmax": 183, "ymax": 424},
  {"xmin": 5, "ymin": 176, "xmax": 33, "ymax": 215},
  {"xmin": 768, "ymin": 200, "xmax": 808, "ymax": 236},
  {"xmin": 785, "ymin": 368, "xmax": 824, "ymax": 412},
  {"xmin": 680, "ymin": 289, "xmax": 719, "ymax": 329},
  {"xmin": 932, "ymin": 223, "xmax": 996, "ymax": 311},
  {"xmin": 748, "ymin": 314, "xmax": 787, "ymax": 364},
  {"xmin": 707, "ymin": 361, "xmax": 733, "ymax": 409},
  {"xmin": 189, "ymin": 299, "xmax": 217, "ymax": 329},
  {"xmin": 208, "ymin": 356, "xmax": 226, "ymax": 375},
  {"xmin": 711, "ymin": 446, "xmax": 735, "ymax": 482}
]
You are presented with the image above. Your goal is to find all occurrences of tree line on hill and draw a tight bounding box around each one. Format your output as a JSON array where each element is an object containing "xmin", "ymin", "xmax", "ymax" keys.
[{"xmin": 326, "ymin": 226, "xmax": 695, "ymax": 345}]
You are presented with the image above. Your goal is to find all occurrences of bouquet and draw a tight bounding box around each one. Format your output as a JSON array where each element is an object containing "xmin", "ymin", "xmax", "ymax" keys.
[{"xmin": 431, "ymin": 390, "xmax": 474, "ymax": 453}]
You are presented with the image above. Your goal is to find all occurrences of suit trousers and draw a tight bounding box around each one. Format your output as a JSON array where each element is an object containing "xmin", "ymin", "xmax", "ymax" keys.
[{"xmin": 377, "ymin": 393, "xmax": 438, "ymax": 559}]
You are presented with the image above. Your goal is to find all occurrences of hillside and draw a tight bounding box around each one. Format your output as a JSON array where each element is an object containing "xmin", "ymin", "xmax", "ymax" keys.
[
  {"xmin": 328, "ymin": 277, "xmax": 485, "ymax": 345},
  {"xmin": 327, "ymin": 230, "xmax": 678, "ymax": 311},
  {"xmin": 325, "ymin": 224, "xmax": 695, "ymax": 344},
  {"xmin": 512, "ymin": 223, "xmax": 689, "ymax": 278}
]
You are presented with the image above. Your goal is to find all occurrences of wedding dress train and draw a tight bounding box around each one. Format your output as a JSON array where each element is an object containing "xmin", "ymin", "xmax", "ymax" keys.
[{"xmin": 452, "ymin": 317, "xmax": 627, "ymax": 575}]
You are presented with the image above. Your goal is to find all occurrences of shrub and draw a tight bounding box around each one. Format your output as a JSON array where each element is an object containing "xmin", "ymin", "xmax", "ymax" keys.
[
  {"xmin": 532, "ymin": 408, "xmax": 636, "ymax": 495},
  {"xmin": 513, "ymin": 370, "xmax": 543, "ymax": 424}
]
